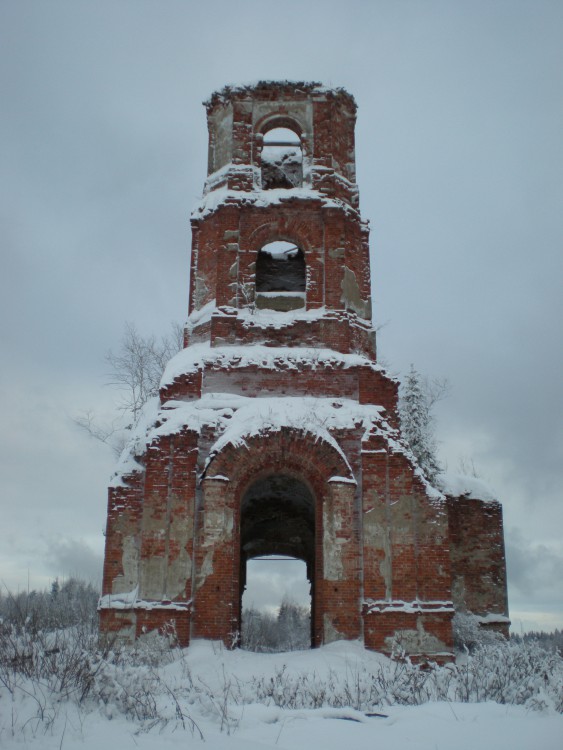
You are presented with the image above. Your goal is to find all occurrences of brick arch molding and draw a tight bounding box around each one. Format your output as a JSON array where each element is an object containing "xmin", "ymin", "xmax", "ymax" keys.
[{"xmin": 200, "ymin": 427, "xmax": 357, "ymax": 645}]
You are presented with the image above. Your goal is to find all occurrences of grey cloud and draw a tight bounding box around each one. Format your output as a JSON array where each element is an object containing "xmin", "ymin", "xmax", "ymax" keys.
[
  {"xmin": 243, "ymin": 559, "xmax": 311, "ymax": 612},
  {"xmin": 44, "ymin": 538, "xmax": 103, "ymax": 586},
  {"xmin": 506, "ymin": 528, "xmax": 563, "ymax": 606}
]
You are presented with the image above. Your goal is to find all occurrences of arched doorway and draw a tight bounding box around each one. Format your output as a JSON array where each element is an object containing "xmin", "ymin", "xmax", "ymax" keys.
[
  {"xmin": 239, "ymin": 474, "xmax": 315, "ymax": 650},
  {"xmin": 195, "ymin": 428, "xmax": 360, "ymax": 647}
]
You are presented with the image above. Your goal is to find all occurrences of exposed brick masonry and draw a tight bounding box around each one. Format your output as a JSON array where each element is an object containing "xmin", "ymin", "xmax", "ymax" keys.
[{"xmin": 100, "ymin": 81, "xmax": 508, "ymax": 658}]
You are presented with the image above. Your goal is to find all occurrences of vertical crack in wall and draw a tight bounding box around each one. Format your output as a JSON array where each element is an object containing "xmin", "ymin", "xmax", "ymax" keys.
[{"xmin": 384, "ymin": 452, "xmax": 393, "ymax": 600}]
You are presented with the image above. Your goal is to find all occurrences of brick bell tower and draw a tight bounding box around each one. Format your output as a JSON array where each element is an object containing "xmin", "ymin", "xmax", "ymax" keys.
[{"xmin": 99, "ymin": 82, "xmax": 508, "ymax": 658}]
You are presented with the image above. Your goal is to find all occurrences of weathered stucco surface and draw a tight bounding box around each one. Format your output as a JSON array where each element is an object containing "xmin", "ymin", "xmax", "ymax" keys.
[
  {"xmin": 323, "ymin": 613, "xmax": 345, "ymax": 644},
  {"xmin": 323, "ymin": 496, "xmax": 345, "ymax": 581},
  {"xmin": 208, "ymin": 103, "xmax": 233, "ymax": 173},
  {"xmin": 112, "ymin": 534, "xmax": 139, "ymax": 595},
  {"xmin": 341, "ymin": 266, "xmax": 371, "ymax": 319},
  {"xmin": 165, "ymin": 513, "xmax": 193, "ymax": 600},
  {"xmin": 384, "ymin": 619, "xmax": 448, "ymax": 655}
]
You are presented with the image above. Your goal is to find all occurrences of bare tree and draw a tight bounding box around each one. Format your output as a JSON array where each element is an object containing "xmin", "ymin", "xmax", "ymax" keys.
[
  {"xmin": 457, "ymin": 455, "xmax": 480, "ymax": 477},
  {"xmin": 75, "ymin": 321, "xmax": 183, "ymax": 454},
  {"xmin": 73, "ymin": 410, "xmax": 130, "ymax": 455},
  {"xmin": 105, "ymin": 321, "xmax": 183, "ymax": 423}
]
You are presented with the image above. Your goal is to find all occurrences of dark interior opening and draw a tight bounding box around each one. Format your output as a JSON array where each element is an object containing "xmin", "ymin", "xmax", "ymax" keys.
[{"xmin": 256, "ymin": 241, "xmax": 306, "ymax": 293}]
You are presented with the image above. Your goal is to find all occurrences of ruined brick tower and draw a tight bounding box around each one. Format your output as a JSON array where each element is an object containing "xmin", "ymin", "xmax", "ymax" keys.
[{"xmin": 100, "ymin": 82, "xmax": 509, "ymax": 658}]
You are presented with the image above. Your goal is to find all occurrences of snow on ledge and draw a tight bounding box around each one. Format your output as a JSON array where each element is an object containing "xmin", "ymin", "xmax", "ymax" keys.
[
  {"xmin": 192, "ymin": 185, "xmax": 357, "ymax": 221},
  {"xmin": 108, "ymin": 397, "xmax": 161, "ymax": 488},
  {"xmin": 186, "ymin": 299, "xmax": 216, "ymax": 330},
  {"xmin": 237, "ymin": 304, "xmax": 373, "ymax": 331},
  {"xmin": 204, "ymin": 395, "xmax": 372, "ymax": 478},
  {"xmin": 436, "ymin": 472, "xmax": 498, "ymax": 502},
  {"xmin": 133, "ymin": 599, "xmax": 192, "ymax": 611},
  {"xmin": 98, "ymin": 587, "xmax": 138, "ymax": 610},
  {"xmin": 109, "ymin": 391, "xmax": 397, "ymax": 489},
  {"xmin": 98, "ymin": 588, "xmax": 192, "ymax": 612},
  {"xmin": 329, "ymin": 475, "xmax": 357, "ymax": 485},
  {"xmin": 108, "ymin": 388, "xmax": 445, "ymax": 508},
  {"xmin": 161, "ymin": 342, "xmax": 379, "ymax": 388},
  {"xmin": 475, "ymin": 613, "xmax": 511, "ymax": 625},
  {"xmin": 364, "ymin": 599, "xmax": 455, "ymax": 615}
]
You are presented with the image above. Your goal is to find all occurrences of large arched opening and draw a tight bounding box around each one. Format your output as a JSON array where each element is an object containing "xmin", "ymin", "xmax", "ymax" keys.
[
  {"xmin": 239, "ymin": 474, "xmax": 315, "ymax": 651},
  {"xmin": 196, "ymin": 428, "xmax": 359, "ymax": 648}
]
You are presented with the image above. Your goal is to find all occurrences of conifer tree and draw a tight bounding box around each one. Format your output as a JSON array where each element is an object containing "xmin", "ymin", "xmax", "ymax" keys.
[{"xmin": 399, "ymin": 364, "xmax": 442, "ymax": 483}]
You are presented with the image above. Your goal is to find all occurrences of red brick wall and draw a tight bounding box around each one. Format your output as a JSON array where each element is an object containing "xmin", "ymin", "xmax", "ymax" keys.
[
  {"xmin": 447, "ymin": 497, "xmax": 509, "ymax": 621},
  {"xmin": 102, "ymin": 473, "xmax": 144, "ymax": 596},
  {"xmin": 363, "ymin": 611, "xmax": 454, "ymax": 659},
  {"xmin": 189, "ymin": 201, "xmax": 373, "ymax": 344}
]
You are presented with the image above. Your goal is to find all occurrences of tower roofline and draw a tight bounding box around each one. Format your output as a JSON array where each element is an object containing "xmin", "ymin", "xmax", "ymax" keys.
[{"xmin": 204, "ymin": 80, "xmax": 357, "ymax": 112}]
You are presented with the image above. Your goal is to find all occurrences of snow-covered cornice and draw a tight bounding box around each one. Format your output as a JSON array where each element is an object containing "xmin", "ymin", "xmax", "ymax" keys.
[
  {"xmin": 161, "ymin": 341, "xmax": 383, "ymax": 388},
  {"xmin": 192, "ymin": 184, "xmax": 360, "ymax": 221},
  {"xmin": 204, "ymin": 80, "xmax": 356, "ymax": 111}
]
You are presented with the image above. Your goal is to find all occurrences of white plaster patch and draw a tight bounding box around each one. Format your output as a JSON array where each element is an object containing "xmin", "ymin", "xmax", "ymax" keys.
[
  {"xmin": 111, "ymin": 535, "xmax": 138, "ymax": 594},
  {"xmin": 323, "ymin": 502, "xmax": 345, "ymax": 581},
  {"xmin": 323, "ymin": 613, "xmax": 345, "ymax": 644},
  {"xmin": 204, "ymin": 507, "xmax": 234, "ymax": 540},
  {"xmin": 384, "ymin": 618, "xmax": 448, "ymax": 655},
  {"xmin": 197, "ymin": 549, "xmax": 214, "ymax": 589}
]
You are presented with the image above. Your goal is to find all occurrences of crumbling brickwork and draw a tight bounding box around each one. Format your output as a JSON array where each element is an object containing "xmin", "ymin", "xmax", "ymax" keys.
[
  {"xmin": 100, "ymin": 81, "xmax": 509, "ymax": 657},
  {"xmin": 447, "ymin": 496, "xmax": 509, "ymax": 637}
]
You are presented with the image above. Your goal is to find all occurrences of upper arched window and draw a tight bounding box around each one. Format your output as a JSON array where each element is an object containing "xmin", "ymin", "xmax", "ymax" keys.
[{"xmin": 261, "ymin": 128, "xmax": 303, "ymax": 190}]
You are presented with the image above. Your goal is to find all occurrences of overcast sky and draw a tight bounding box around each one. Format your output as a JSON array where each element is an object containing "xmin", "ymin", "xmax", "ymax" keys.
[{"xmin": 1, "ymin": 1, "xmax": 561, "ymax": 633}]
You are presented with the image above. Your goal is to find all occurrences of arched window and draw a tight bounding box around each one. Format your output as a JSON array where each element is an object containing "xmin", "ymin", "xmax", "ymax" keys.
[
  {"xmin": 261, "ymin": 127, "xmax": 303, "ymax": 190},
  {"xmin": 255, "ymin": 240, "xmax": 306, "ymax": 311}
]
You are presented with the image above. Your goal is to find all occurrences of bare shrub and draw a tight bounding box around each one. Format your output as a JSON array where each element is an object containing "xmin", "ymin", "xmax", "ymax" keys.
[{"xmin": 452, "ymin": 612, "xmax": 505, "ymax": 652}]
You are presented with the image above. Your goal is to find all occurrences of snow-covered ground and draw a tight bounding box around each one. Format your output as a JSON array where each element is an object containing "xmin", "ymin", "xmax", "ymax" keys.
[
  {"xmin": 9, "ymin": 700, "xmax": 561, "ymax": 750},
  {"xmin": 1, "ymin": 639, "xmax": 562, "ymax": 750}
]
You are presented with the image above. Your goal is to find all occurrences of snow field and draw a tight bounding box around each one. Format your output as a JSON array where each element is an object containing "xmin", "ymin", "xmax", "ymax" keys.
[{"xmin": 1, "ymin": 635, "xmax": 562, "ymax": 749}]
